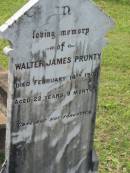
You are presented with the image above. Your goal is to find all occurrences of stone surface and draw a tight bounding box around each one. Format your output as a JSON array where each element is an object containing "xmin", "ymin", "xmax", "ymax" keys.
[{"xmin": 0, "ymin": 0, "xmax": 114, "ymax": 173}]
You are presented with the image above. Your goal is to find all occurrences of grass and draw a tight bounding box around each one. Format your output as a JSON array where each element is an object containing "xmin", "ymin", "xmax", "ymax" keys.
[
  {"xmin": 94, "ymin": 0, "xmax": 130, "ymax": 172},
  {"xmin": 0, "ymin": 0, "xmax": 130, "ymax": 172}
]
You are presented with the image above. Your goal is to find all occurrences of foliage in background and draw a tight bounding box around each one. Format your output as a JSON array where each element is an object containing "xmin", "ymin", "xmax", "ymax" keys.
[{"xmin": 0, "ymin": 0, "xmax": 130, "ymax": 172}]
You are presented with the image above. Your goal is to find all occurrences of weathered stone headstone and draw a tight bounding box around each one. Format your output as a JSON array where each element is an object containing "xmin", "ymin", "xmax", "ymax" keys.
[{"xmin": 0, "ymin": 0, "xmax": 114, "ymax": 172}]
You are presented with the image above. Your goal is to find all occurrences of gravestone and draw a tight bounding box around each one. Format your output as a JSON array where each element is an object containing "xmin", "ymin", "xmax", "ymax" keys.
[{"xmin": 0, "ymin": 0, "xmax": 114, "ymax": 172}]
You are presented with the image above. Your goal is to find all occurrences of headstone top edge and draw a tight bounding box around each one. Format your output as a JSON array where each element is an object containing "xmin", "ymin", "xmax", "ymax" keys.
[{"xmin": 0, "ymin": 0, "xmax": 115, "ymax": 39}]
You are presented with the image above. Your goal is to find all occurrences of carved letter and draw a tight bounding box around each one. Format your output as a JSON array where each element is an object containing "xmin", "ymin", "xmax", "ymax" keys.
[{"xmin": 62, "ymin": 6, "xmax": 71, "ymax": 15}]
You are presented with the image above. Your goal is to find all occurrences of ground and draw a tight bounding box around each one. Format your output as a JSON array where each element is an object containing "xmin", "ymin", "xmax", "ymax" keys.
[{"xmin": 0, "ymin": 0, "xmax": 130, "ymax": 172}]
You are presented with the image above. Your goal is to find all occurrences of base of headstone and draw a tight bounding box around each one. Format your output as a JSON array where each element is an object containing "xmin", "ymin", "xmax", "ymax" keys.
[{"xmin": 0, "ymin": 150, "xmax": 98, "ymax": 173}]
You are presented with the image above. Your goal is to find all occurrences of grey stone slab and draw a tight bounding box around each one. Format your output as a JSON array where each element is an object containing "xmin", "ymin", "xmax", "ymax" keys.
[{"xmin": 0, "ymin": 0, "xmax": 114, "ymax": 172}]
